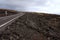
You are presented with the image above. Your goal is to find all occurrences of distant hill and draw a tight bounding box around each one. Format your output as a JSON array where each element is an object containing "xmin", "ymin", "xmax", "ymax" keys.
[
  {"xmin": 0, "ymin": 9, "xmax": 19, "ymax": 17},
  {"xmin": 0, "ymin": 8, "xmax": 59, "ymax": 17},
  {"xmin": 0, "ymin": 9, "xmax": 18, "ymax": 13}
]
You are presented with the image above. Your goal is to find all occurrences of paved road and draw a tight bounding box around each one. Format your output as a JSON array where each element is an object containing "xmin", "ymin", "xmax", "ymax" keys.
[{"xmin": 0, "ymin": 13, "xmax": 25, "ymax": 31}]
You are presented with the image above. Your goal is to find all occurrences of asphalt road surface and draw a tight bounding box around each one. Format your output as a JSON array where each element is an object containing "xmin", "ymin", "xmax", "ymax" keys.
[{"xmin": 0, "ymin": 13, "xmax": 25, "ymax": 31}]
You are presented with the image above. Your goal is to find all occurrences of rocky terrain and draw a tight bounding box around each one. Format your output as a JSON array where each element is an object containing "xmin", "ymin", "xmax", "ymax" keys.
[{"xmin": 0, "ymin": 12, "xmax": 60, "ymax": 40}]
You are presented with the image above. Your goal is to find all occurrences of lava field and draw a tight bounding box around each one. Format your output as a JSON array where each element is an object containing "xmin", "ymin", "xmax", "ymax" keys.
[{"xmin": 0, "ymin": 13, "xmax": 60, "ymax": 40}]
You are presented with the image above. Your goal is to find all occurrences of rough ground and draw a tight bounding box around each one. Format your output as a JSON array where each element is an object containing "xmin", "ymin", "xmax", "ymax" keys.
[{"xmin": 0, "ymin": 13, "xmax": 60, "ymax": 40}]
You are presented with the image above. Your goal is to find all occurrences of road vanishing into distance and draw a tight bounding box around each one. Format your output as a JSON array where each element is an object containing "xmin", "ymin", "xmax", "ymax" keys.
[{"xmin": 0, "ymin": 13, "xmax": 25, "ymax": 31}]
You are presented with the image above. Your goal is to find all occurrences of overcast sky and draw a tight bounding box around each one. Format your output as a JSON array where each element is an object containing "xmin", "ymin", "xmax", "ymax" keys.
[{"xmin": 0, "ymin": 0, "xmax": 60, "ymax": 14}]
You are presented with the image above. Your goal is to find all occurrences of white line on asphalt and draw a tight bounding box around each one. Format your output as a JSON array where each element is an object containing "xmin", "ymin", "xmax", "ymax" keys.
[{"xmin": 0, "ymin": 15, "xmax": 20, "ymax": 27}]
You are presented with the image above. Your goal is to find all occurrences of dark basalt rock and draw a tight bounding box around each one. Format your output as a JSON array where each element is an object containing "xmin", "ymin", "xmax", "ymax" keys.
[{"xmin": 0, "ymin": 13, "xmax": 60, "ymax": 40}]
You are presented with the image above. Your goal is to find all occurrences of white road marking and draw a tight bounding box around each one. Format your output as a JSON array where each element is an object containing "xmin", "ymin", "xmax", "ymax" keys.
[{"xmin": 0, "ymin": 14, "xmax": 22, "ymax": 27}]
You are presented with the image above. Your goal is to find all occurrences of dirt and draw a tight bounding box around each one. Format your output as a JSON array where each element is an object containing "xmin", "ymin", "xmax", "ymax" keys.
[{"xmin": 0, "ymin": 13, "xmax": 60, "ymax": 40}]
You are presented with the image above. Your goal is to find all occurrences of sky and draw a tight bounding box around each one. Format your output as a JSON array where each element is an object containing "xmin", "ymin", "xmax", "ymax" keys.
[{"xmin": 0, "ymin": 0, "xmax": 60, "ymax": 14}]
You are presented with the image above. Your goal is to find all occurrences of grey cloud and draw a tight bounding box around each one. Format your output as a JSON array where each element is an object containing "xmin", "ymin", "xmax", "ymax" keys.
[
  {"xmin": 35, "ymin": 0, "xmax": 48, "ymax": 6},
  {"xmin": 0, "ymin": 4, "xmax": 25, "ymax": 11},
  {"xmin": 0, "ymin": 0, "xmax": 28, "ymax": 10},
  {"xmin": 0, "ymin": 0, "xmax": 51, "ymax": 12},
  {"xmin": 0, "ymin": 0, "xmax": 60, "ymax": 14}
]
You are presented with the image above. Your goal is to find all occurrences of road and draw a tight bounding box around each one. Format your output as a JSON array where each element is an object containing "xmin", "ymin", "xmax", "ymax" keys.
[{"xmin": 0, "ymin": 13, "xmax": 25, "ymax": 31}]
